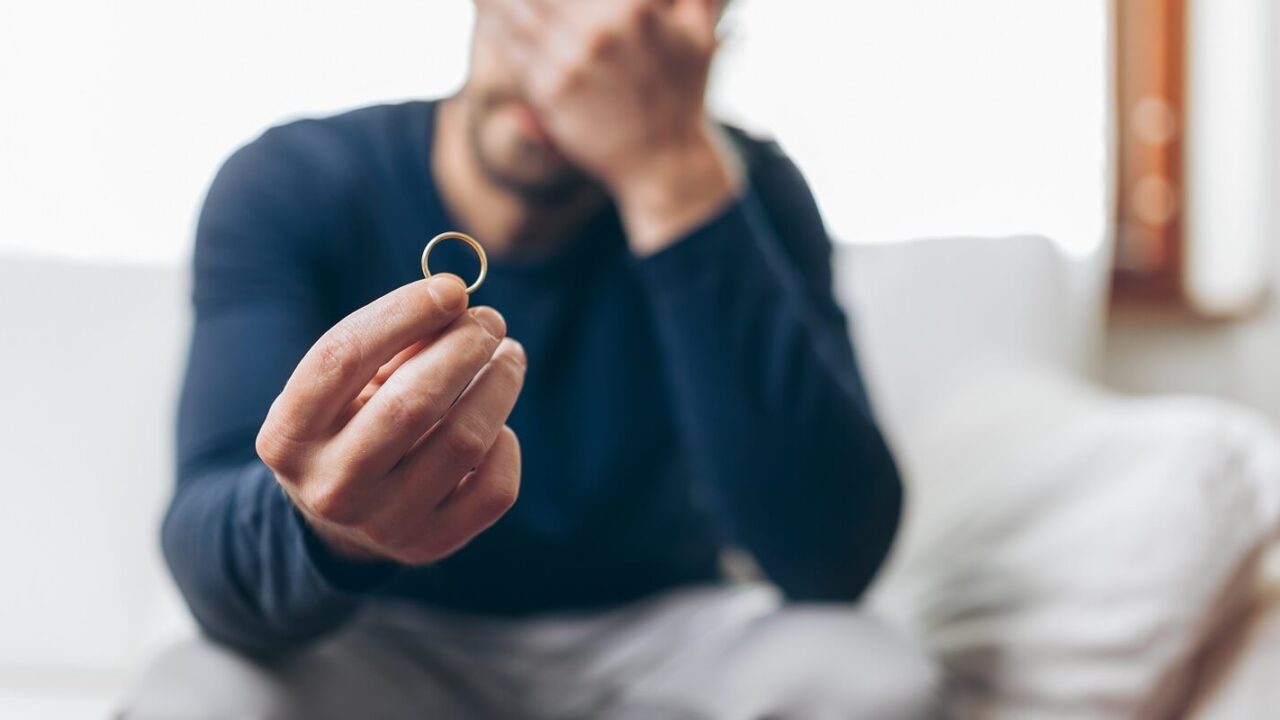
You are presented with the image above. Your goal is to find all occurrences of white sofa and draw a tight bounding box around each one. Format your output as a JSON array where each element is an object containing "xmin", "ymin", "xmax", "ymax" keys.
[
  {"xmin": 1, "ymin": 237, "xmax": 1275, "ymax": 717},
  {"xmin": 0, "ymin": 254, "xmax": 193, "ymax": 718}
]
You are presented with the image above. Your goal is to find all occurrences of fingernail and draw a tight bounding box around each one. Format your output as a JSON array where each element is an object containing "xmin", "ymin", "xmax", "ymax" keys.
[
  {"xmin": 427, "ymin": 275, "xmax": 466, "ymax": 311},
  {"xmin": 471, "ymin": 306, "xmax": 507, "ymax": 338}
]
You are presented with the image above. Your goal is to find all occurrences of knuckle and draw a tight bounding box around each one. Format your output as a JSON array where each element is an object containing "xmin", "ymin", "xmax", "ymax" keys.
[
  {"xmin": 457, "ymin": 324, "xmax": 501, "ymax": 366},
  {"xmin": 420, "ymin": 384, "xmax": 454, "ymax": 419},
  {"xmin": 481, "ymin": 477, "xmax": 521, "ymax": 518},
  {"xmin": 300, "ymin": 481, "xmax": 355, "ymax": 525},
  {"xmin": 391, "ymin": 372, "xmax": 455, "ymax": 425},
  {"xmin": 315, "ymin": 323, "xmax": 365, "ymax": 382},
  {"xmin": 500, "ymin": 425, "xmax": 519, "ymax": 445},
  {"xmin": 374, "ymin": 386, "xmax": 433, "ymax": 430},
  {"xmin": 255, "ymin": 425, "xmax": 294, "ymax": 472},
  {"xmin": 373, "ymin": 389, "xmax": 413, "ymax": 426},
  {"xmin": 442, "ymin": 423, "xmax": 490, "ymax": 464},
  {"xmin": 461, "ymin": 323, "xmax": 495, "ymax": 353},
  {"xmin": 256, "ymin": 398, "xmax": 313, "ymax": 473}
]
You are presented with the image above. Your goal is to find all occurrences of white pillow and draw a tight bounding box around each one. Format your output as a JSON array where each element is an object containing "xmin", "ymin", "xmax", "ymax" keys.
[{"xmin": 866, "ymin": 366, "xmax": 1280, "ymax": 718}]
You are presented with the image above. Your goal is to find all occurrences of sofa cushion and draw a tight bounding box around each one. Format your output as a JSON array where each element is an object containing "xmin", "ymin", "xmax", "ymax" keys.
[{"xmin": 867, "ymin": 366, "xmax": 1280, "ymax": 718}]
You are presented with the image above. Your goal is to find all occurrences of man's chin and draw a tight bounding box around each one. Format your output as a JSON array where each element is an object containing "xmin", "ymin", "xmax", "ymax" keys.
[
  {"xmin": 485, "ymin": 166, "xmax": 590, "ymax": 205},
  {"xmin": 477, "ymin": 148, "xmax": 590, "ymax": 204}
]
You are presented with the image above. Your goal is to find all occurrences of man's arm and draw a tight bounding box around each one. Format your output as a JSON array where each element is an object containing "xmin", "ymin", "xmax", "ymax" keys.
[
  {"xmin": 167, "ymin": 126, "xmax": 393, "ymax": 654},
  {"xmin": 630, "ymin": 141, "xmax": 903, "ymax": 601},
  {"xmin": 167, "ymin": 126, "xmax": 526, "ymax": 656},
  {"xmin": 479, "ymin": 0, "xmax": 900, "ymax": 599}
]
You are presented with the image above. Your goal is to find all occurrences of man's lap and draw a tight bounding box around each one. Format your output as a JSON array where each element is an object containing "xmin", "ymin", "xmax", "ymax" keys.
[{"xmin": 119, "ymin": 585, "xmax": 939, "ymax": 720}]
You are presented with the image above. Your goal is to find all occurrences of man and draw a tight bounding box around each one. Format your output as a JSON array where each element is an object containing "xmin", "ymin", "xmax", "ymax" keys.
[{"xmin": 126, "ymin": 0, "xmax": 937, "ymax": 717}]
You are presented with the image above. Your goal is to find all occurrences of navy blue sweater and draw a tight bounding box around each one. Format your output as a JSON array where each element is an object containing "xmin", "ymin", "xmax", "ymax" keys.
[{"xmin": 165, "ymin": 100, "xmax": 901, "ymax": 655}]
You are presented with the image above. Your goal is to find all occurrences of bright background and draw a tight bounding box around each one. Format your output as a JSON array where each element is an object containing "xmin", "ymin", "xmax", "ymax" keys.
[
  {"xmin": 11, "ymin": 5, "xmax": 1280, "ymax": 719},
  {"xmin": 0, "ymin": 0, "xmax": 1110, "ymax": 265},
  {"xmin": 0, "ymin": 1, "xmax": 1116, "ymax": 717}
]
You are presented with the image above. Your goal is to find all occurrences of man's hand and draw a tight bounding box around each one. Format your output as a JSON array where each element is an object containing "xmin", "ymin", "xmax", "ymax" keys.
[
  {"xmin": 255, "ymin": 275, "xmax": 526, "ymax": 566},
  {"xmin": 479, "ymin": 0, "xmax": 744, "ymax": 254}
]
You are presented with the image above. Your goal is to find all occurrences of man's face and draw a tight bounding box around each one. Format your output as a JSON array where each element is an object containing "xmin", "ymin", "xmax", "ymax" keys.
[{"xmin": 460, "ymin": 15, "xmax": 591, "ymax": 202}]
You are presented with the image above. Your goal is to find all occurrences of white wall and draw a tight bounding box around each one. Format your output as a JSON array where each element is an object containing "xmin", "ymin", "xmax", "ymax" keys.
[
  {"xmin": 0, "ymin": 0, "xmax": 1109, "ymax": 266},
  {"xmin": 1103, "ymin": 0, "xmax": 1280, "ymax": 416},
  {"xmin": 712, "ymin": 0, "xmax": 1109, "ymax": 256},
  {"xmin": 0, "ymin": 1, "xmax": 473, "ymax": 265}
]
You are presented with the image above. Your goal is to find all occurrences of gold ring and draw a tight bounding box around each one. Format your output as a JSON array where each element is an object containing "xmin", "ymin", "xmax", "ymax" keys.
[{"xmin": 422, "ymin": 231, "xmax": 488, "ymax": 295}]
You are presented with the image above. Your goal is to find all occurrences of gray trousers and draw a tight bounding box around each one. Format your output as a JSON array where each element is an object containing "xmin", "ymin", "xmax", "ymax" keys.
[{"xmin": 121, "ymin": 584, "xmax": 939, "ymax": 720}]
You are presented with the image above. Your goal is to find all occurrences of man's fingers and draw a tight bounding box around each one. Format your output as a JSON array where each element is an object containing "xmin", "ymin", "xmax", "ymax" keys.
[
  {"xmin": 346, "ymin": 336, "xmax": 524, "ymax": 550},
  {"xmin": 479, "ymin": 0, "xmax": 573, "ymax": 74},
  {"xmin": 480, "ymin": 0, "xmax": 551, "ymax": 35},
  {"xmin": 329, "ymin": 308, "xmax": 510, "ymax": 481},
  {"xmin": 373, "ymin": 339, "xmax": 431, "ymax": 386},
  {"xmin": 265, "ymin": 275, "xmax": 469, "ymax": 442},
  {"xmin": 411, "ymin": 426, "xmax": 522, "ymax": 564},
  {"xmin": 342, "ymin": 339, "xmax": 430, "ymax": 423},
  {"xmin": 478, "ymin": 0, "xmax": 543, "ymax": 50},
  {"xmin": 393, "ymin": 337, "xmax": 527, "ymax": 508},
  {"xmin": 668, "ymin": 0, "xmax": 720, "ymax": 46}
]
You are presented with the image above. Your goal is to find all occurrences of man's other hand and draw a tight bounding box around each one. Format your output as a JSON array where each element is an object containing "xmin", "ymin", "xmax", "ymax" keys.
[
  {"xmin": 478, "ymin": 0, "xmax": 743, "ymax": 254},
  {"xmin": 255, "ymin": 275, "xmax": 526, "ymax": 566}
]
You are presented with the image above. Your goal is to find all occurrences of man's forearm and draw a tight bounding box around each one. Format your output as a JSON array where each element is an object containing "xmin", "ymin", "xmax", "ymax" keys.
[
  {"xmin": 162, "ymin": 461, "xmax": 377, "ymax": 656},
  {"xmin": 634, "ymin": 194, "xmax": 902, "ymax": 600}
]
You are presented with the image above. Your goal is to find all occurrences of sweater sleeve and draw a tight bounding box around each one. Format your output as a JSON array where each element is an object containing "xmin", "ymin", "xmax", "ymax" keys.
[
  {"xmin": 164, "ymin": 125, "xmax": 398, "ymax": 657},
  {"xmin": 632, "ymin": 140, "xmax": 902, "ymax": 601}
]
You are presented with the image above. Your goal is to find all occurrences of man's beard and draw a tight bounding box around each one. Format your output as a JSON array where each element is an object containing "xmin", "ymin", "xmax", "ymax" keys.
[{"xmin": 466, "ymin": 92, "xmax": 593, "ymax": 206}]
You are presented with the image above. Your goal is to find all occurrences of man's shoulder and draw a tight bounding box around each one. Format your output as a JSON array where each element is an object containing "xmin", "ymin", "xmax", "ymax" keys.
[
  {"xmin": 718, "ymin": 122, "xmax": 812, "ymax": 205},
  {"xmin": 199, "ymin": 102, "xmax": 435, "ymax": 258},
  {"xmin": 208, "ymin": 100, "xmax": 435, "ymax": 225},
  {"xmin": 248, "ymin": 100, "xmax": 432, "ymax": 165},
  {"xmin": 719, "ymin": 122, "xmax": 786, "ymax": 174},
  {"xmin": 718, "ymin": 122, "xmax": 821, "ymax": 225},
  {"xmin": 715, "ymin": 121, "xmax": 835, "ymax": 274}
]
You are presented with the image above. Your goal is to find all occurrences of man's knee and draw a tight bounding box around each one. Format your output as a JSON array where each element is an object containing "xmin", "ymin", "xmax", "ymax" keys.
[
  {"xmin": 118, "ymin": 639, "xmax": 304, "ymax": 720},
  {"xmin": 768, "ymin": 608, "xmax": 940, "ymax": 719},
  {"xmin": 788, "ymin": 608, "xmax": 938, "ymax": 718},
  {"xmin": 696, "ymin": 606, "xmax": 940, "ymax": 720}
]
